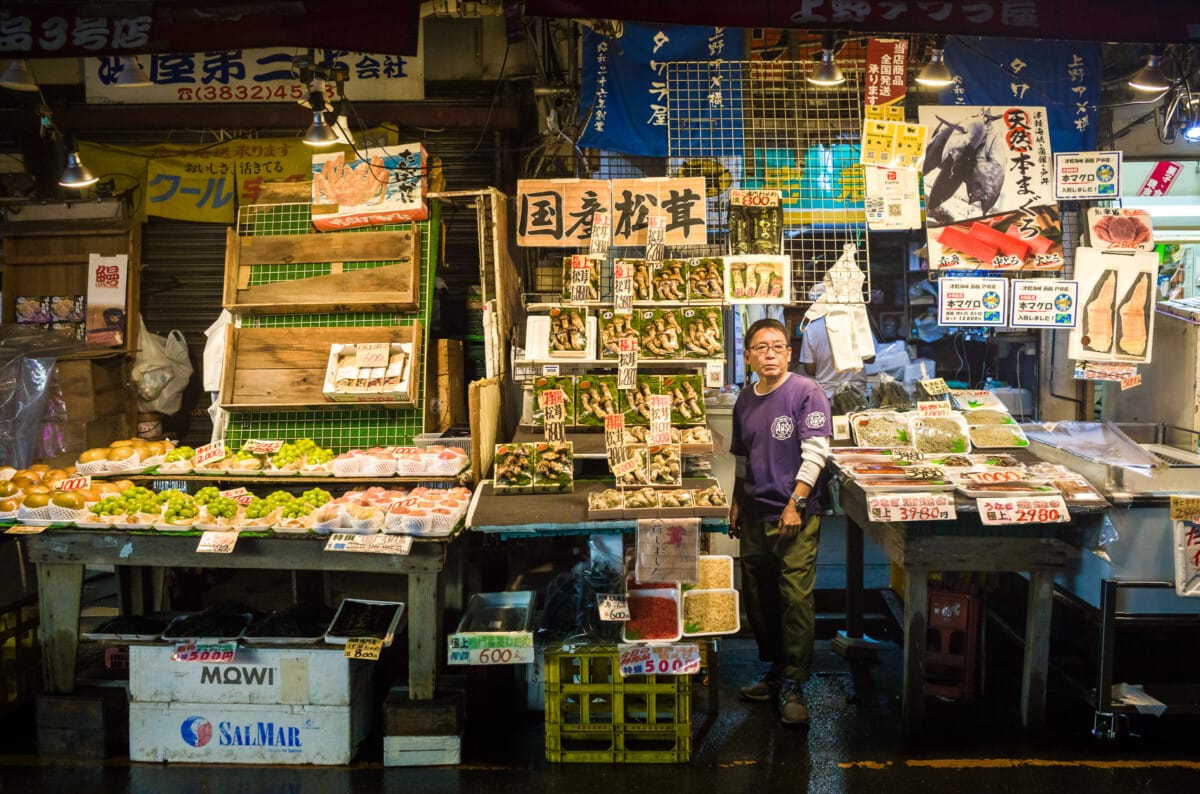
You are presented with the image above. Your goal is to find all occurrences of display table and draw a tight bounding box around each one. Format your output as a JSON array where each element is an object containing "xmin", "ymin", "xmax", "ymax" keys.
[
  {"xmin": 838, "ymin": 478, "xmax": 1106, "ymax": 734},
  {"xmin": 22, "ymin": 529, "xmax": 457, "ymax": 700}
]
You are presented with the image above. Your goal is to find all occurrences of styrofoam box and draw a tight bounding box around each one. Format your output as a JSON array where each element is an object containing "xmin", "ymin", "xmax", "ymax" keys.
[
  {"xmin": 129, "ymin": 645, "xmax": 370, "ymax": 706},
  {"xmin": 383, "ymin": 734, "xmax": 462, "ymax": 767},
  {"xmin": 130, "ymin": 696, "xmax": 370, "ymax": 765}
]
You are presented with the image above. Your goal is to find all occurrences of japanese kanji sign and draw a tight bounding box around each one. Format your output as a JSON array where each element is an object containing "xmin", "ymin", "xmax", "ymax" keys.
[
  {"xmin": 864, "ymin": 38, "xmax": 908, "ymax": 109},
  {"xmin": 516, "ymin": 178, "xmax": 707, "ymax": 248}
]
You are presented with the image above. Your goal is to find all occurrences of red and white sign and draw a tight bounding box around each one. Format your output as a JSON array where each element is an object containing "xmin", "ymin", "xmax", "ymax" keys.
[
  {"xmin": 241, "ymin": 439, "xmax": 284, "ymax": 455},
  {"xmin": 865, "ymin": 38, "xmax": 909, "ymax": 108},
  {"xmin": 193, "ymin": 442, "xmax": 226, "ymax": 467},
  {"xmin": 1136, "ymin": 161, "xmax": 1182, "ymax": 196},
  {"xmin": 867, "ymin": 492, "xmax": 956, "ymax": 522},
  {"xmin": 917, "ymin": 401, "xmax": 953, "ymax": 418},
  {"xmin": 172, "ymin": 641, "xmax": 237, "ymax": 663},
  {"xmin": 617, "ymin": 642, "xmax": 701, "ymax": 676},
  {"xmin": 58, "ymin": 475, "xmax": 92, "ymax": 491},
  {"xmin": 966, "ymin": 470, "xmax": 1023, "ymax": 484},
  {"xmin": 978, "ymin": 495, "xmax": 1069, "ymax": 525}
]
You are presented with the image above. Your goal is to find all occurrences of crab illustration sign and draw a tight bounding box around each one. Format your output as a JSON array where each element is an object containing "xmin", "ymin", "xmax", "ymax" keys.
[{"xmin": 918, "ymin": 105, "xmax": 1062, "ymax": 271}]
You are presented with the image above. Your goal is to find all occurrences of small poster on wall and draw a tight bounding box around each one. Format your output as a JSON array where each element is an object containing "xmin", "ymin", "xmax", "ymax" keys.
[
  {"xmin": 1086, "ymin": 207, "xmax": 1155, "ymax": 252},
  {"xmin": 311, "ymin": 143, "xmax": 428, "ymax": 231},
  {"xmin": 1068, "ymin": 247, "xmax": 1158, "ymax": 364}
]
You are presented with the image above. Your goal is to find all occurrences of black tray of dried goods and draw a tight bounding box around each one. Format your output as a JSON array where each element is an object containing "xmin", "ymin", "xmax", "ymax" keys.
[
  {"xmin": 161, "ymin": 603, "xmax": 257, "ymax": 641},
  {"xmin": 243, "ymin": 605, "xmax": 336, "ymax": 645},
  {"xmin": 324, "ymin": 598, "xmax": 406, "ymax": 647},
  {"xmin": 83, "ymin": 614, "xmax": 172, "ymax": 642}
]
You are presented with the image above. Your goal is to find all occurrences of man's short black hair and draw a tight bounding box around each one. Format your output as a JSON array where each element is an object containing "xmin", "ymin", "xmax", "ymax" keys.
[{"xmin": 745, "ymin": 317, "xmax": 790, "ymax": 349}]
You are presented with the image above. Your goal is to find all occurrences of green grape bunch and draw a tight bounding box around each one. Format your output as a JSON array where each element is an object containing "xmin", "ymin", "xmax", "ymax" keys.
[
  {"xmin": 243, "ymin": 498, "xmax": 274, "ymax": 520},
  {"xmin": 89, "ymin": 496, "xmax": 124, "ymax": 517},
  {"xmin": 163, "ymin": 496, "xmax": 199, "ymax": 522},
  {"xmin": 280, "ymin": 501, "xmax": 313, "ymax": 520},
  {"xmin": 194, "ymin": 486, "xmax": 221, "ymax": 506},
  {"xmin": 300, "ymin": 487, "xmax": 332, "ymax": 507},
  {"xmin": 165, "ymin": 446, "xmax": 195, "ymax": 463},
  {"xmin": 205, "ymin": 496, "xmax": 238, "ymax": 520}
]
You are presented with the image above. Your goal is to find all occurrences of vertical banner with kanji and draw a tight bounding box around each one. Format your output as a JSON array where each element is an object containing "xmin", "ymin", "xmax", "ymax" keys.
[{"xmin": 865, "ymin": 38, "xmax": 908, "ymax": 110}]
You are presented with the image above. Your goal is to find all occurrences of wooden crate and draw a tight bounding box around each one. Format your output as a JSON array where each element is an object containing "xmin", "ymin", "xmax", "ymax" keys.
[
  {"xmin": 219, "ymin": 322, "xmax": 422, "ymax": 411},
  {"xmin": 223, "ymin": 226, "xmax": 420, "ymax": 315},
  {"xmin": 424, "ymin": 339, "xmax": 466, "ymax": 433},
  {"xmin": 56, "ymin": 358, "xmax": 128, "ymax": 423}
]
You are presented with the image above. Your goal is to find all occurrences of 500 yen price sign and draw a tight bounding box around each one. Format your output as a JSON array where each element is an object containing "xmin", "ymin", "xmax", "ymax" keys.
[{"xmin": 173, "ymin": 641, "xmax": 237, "ymax": 663}]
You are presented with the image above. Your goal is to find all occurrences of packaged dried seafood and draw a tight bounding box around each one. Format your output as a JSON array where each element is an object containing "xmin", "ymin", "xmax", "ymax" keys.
[
  {"xmin": 561, "ymin": 254, "xmax": 602, "ymax": 303},
  {"xmin": 662, "ymin": 373, "xmax": 706, "ymax": 425},
  {"xmin": 598, "ymin": 309, "xmax": 638, "ymax": 360},
  {"xmin": 531, "ymin": 375, "xmax": 576, "ymax": 426},
  {"xmin": 908, "ymin": 415, "xmax": 971, "ymax": 454},
  {"xmin": 682, "ymin": 589, "xmax": 741, "ymax": 636},
  {"xmin": 686, "ymin": 257, "xmax": 725, "ymax": 300},
  {"xmin": 968, "ymin": 423, "xmax": 1030, "ymax": 449},
  {"xmin": 651, "ymin": 259, "xmax": 688, "ymax": 302},
  {"xmin": 647, "ymin": 444, "xmax": 682, "ymax": 487},
  {"xmin": 851, "ymin": 411, "xmax": 909, "ymax": 447},
  {"xmin": 493, "ymin": 443, "xmax": 534, "ymax": 494},
  {"xmin": 576, "ymin": 375, "xmax": 620, "ymax": 427},
  {"xmin": 962, "ymin": 407, "xmax": 1014, "ymax": 425},
  {"xmin": 638, "ymin": 308, "xmax": 684, "ymax": 359},
  {"xmin": 680, "ymin": 306, "xmax": 724, "ymax": 358},
  {"xmin": 621, "ymin": 374, "xmax": 662, "ymax": 427},
  {"xmin": 533, "ymin": 441, "xmax": 574, "ymax": 493},
  {"xmin": 547, "ymin": 306, "xmax": 588, "ymax": 357}
]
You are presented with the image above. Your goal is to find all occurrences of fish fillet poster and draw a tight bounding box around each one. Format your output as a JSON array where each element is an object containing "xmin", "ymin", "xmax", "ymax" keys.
[
  {"xmin": 1068, "ymin": 247, "xmax": 1158, "ymax": 364},
  {"xmin": 919, "ymin": 106, "xmax": 1062, "ymax": 271}
]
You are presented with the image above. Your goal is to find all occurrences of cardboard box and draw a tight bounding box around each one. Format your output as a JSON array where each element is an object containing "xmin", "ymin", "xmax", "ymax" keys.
[
  {"xmin": 129, "ymin": 696, "xmax": 370, "ymax": 765},
  {"xmin": 129, "ymin": 645, "xmax": 371, "ymax": 706},
  {"xmin": 425, "ymin": 339, "xmax": 466, "ymax": 433},
  {"xmin": 383, "ymin": 734, "xmax": 462, "ymax": 767},
  {"xmin": 56, "ymin": 359, "xmax": 126, "ymax": 423},
  {"xmin": 322, "ymin": 341, "xmax": 416, "ymax": 405}
]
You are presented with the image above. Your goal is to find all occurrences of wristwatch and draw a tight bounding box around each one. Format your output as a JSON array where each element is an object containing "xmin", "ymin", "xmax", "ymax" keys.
[{"xmin": 791, "ymin": 494, "xmax": 807, "ymax": 511}]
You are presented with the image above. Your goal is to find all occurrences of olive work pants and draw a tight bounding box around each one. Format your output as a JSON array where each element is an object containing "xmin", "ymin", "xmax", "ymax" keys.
[{"xmin": 739, "ymin": 514, "xmax": 821, "ymax": 683}]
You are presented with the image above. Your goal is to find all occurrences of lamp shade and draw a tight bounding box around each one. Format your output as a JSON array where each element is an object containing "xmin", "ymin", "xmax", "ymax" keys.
[
  {"xmin": 303, "ymin": 110, "xmax": 339, "ymax": 147},
  {"xmin": 807, "ymin": 50, "xmax": 845, "ymax": 87},
  {"xmin": 916, "ymin": 50, "xmax": 954, "ymax": 88},
  {"xmin": 0, "ymin": 59, "xmax": 37, "ymax": 91},
  {"xmin": 59, "ymin": 150, "xmax": 98, "ymax": 188},
  {"xmin": 1129, "ymin": 55, "xmax": 1170, "ymax": 92},
  {"xmin": 113, "ymin": 56, "xmax": 152, "ymax": 87}
]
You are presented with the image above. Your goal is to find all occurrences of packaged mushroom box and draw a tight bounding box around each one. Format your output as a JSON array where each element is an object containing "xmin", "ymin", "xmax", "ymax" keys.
[
  {"xmin": 493, "ymin": 443, "xmax": 535, "ymax": 495},
  {"xmin": 651, "ymin": 259, "xmax": 688, "ymax": 302},
  {"xmin": 680, "ymin": 307, "xmax": 724, "ymax": 358},
  {"xmin": 686, "ymin": 257, "xmax": 725, "ymax": 301},
  {"xmin": 624, "ymin": 258, "xmax": 654, "ymax": 302},
  {"xmin": 575, "ymin": 374, "xmax": 620, "ymax": 427},
  {"xmin": 598, "ymin": 309, "xmax": 639, "ymax": 361},
  {"xmin": 662, "ymin": 374, "xmax": 706, "ymax": 425},
  {"xmin": 560, "ymin": 255, "xmax": 602, "ymax": 304},
  {"xmin": 322, "ymin": 342, "xmax": 413, "ymax": 402},
  {"xmin": 622, "ymin": 374, "xmax": 663, "ymax": 427},
  {"xmin": 531, "ymin": 375, "xmax": 576, "ymax": 427},
  {"xmin": 638, "ymin": 308, "xmax": 684, "ymax": 359},
  {"xmin": 547, "ymin": 306, "xmax": 589, "ymax": 357},
  {"xmin": 533, "ymin": 441, "xmax": 574, "ymax": 493}
]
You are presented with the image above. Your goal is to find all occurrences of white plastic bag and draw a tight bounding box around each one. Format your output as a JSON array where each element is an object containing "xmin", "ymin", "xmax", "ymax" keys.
[{"xmin": 131, "ymin": 319, "xmax": 193, "ymax": 415}]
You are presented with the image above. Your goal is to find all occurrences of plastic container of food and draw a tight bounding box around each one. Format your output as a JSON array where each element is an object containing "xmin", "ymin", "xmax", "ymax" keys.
[
  {"xmin": 850, "ymin": 411, "xmax": 910, "ymax": 448},
  {"xmin": 968, "ymin": 423, "xmax": 1031, "ymax": 449},
  {"xmin": 622, "ymin": 587, "xmax": 682, "ymax": 644},
  {"xmin": 681, "ymin": 588, "xmax": 741, "ymax": 637},
  {"xmin": 907, "ymin": 413, "xmax": 971, "ymax": 455}
]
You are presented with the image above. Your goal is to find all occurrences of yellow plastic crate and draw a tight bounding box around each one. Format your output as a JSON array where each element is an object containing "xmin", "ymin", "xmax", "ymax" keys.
[{"xmin": 545, "ymin": 723, "xmax": 691, "ymax": 764}]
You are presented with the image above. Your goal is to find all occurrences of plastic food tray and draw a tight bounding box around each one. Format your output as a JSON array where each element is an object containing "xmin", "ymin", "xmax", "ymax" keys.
[
  {"xmin": 850, "ymin": 411, "xmax": 909, "ymax": 448},
  {"xmin": 324, "ymin": 598, "xmax": 406, "ymax": 646},
  {"xmin": 694, "ymin": 555, "xmax": 734, "ymax": 590},
  {"xmin": 907, "ymin": 413, "xmax": 972, "ymax": 455},
  {"xmin": 161, "ymin": 611, "xmax": 253, "ymax": 642},
  {"xmin": 622, "ymin": 586, "xmax": 682, "ymax": 644},
  {"xmin": 968, "ymin": 423, "xmax": 1031, "ymax": 449},
  {"xmin": 681, "ymin": 588, "xmax": 741, "ymax": 637}
]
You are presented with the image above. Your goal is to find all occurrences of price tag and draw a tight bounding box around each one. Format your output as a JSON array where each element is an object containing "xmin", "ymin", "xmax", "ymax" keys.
[
  {"xmin": 967, "ymin": 470, "xmax": 1023, "ymax": 484},
  {"xmin": 890, "ymin": 448, "xmax": 922, "ymax": 462},
  {"xmin": 613, "ymin": 260, "xmax": 634, "ymax": 314},
  {"xmin": 541, "ymin": 364, "xmax": 560, "ymax": 376},
  {"xmin": 242, "ymin": 439, "xmax": 284, "ymax": 454},
  {"xmin": 832, "ymin": 415, "xmax": 851, "ymax": 441},
  {"xmin": 608, "ymin": 446, "xmax": 640, "ymax": 478},
  {"xmin": 193, "ymin": 441, "xmax": 226, "ymax": 467},
  {"xmin": 569, "ymin": 254, "xmax": 592, "ymax": 304},
  {"xmin": 617, "ymin": 337, "xmax": 638, "ymax": 390},
  {"xmin": 920, "ymin": 378, "xmax": 950, "ymax": 396},
  {"xmin": 917, "ymin": 400, "xmax": 953, "ymax": 417},
  {"xmin": 617, "ymin": 642, "xmax": 701, "ymax": 676},
  {"xmin": 647, "ymin": 394, "xmax": 672, "ymax": 446},
  {"xmin": 867, "ymin": 492, "xmax": 957, "ymax": 522},
  {"xmin": 356, "ymin": 342, "xmax": 391, "ymax": 369},
  {"xmin": 589, "ymin": 212, "xmax": 611, "ymax": 257},
  {"xmin": 197, "ymin": 530, "xmax": 238, "ymax": 554},
  {"xmin": 978, "ymin": 494, "xmax": 1069, "ymax": 525},
  {"xmin": 645, "ymin": 215, "xmax": 666, "ymax": 263},
  {"xmin": 1170, "ymin": 496, "xmax": 1200, "ymax": 520},
  {"xmin": 219, "ymin": 487, "xmax": 248, "ymax": 497},
  {"xmin": 598, "ymin": 593, "xmax": 630, "ymax": 622},
  {"xmin": 58, "ymin": 475, "xmax": 92, "ymax": 491},
  {"xmin": 5, "ymin": 525, "xmax": 47, "ymax": 535},
  {"xmin": 172, "ymin": 641, "xmax": 237, "ymax": 663},
  {"xmin": 447, "ymin": 633, "xmax": 535, "ymax": 665},
  {"xmin": 542, "ymin": 388, "xmax": 566, "ymax": 442},
  {"xmin": 705, "ymin": 360, "xmax": 723, "ymax": 388},
  {"xmin": 1120, "ymin": 375, "xmax": 1142, "ymax": 390},
  {"xmin": 604, "ymin": 414, "xmax": 626, "ymax": 454},
  {"xmin": 324, "ymin": 533, "xmax": 414, "ymax": 555},
  {"xmin": 905, "ymin": 466, "xmax": 944, "ymax": 480},
  {"xmin": 343, "ymin": 637, "xmax": 384, "ymax": 660}
]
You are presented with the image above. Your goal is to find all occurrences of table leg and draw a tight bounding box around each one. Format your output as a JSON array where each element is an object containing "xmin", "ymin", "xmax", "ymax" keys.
[
  {"xmin": 902, "ymin": 567, "xmax": 928, "ymax": 734},
  {"xmin": 832, "ymin": 515, "xmax": 878, "ymax": 660},
  {"xmin": 36, "ymin": 563, "xmax": 85, "ymax": 693},
  {"xmin": 1021, "ymin": 568, "xmax": 1055, "ymax": 731},
  {"xmin": 407, "ymin": 571, "xmax": 441, "ymax": 700}
]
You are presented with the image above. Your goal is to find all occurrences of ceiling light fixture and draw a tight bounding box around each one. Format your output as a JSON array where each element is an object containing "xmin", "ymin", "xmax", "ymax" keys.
[
  {"xmin": 113, "ymin": 56, "xmax": 152, "ymax": 87},
  {"xmin": 59, "ymin": 133, "xmax": 98, "ymax": 189},
  {"xmin": 808, "ymin": 32, "xmax": 845, "ymax": 87},
  {"xmin": 0, "ymin": 59, "xmax": 38, "ymax": 91},
  {"xmin": 916, "ymin": 37, "xmax": 954, "ymax": 88},
  {"xmin": 1129, "ymin": 51, "xmax": 1171, "ymax": 93},
  {"xmin": 1182, "ymin": 96, "xmax": 1200, "ymax": 142},
  {"xmin": 332, "ymin": 98, "xmax": 354, "ymax": 146},
  {"xmin": 302, "ymin": 81, "xmax": 338, "ymax": 147}
]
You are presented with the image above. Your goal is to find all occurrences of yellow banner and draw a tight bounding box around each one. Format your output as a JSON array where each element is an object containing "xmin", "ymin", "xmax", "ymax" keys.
[{"xmin": 78, "ymin": 129, "xmax": 399, "ymax": 223}]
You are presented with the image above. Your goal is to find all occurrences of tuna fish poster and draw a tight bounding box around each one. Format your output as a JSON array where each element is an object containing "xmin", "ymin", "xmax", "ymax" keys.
[
  {"xmin": 1068, "ymin": 247, "xmax": 1158, "ymax": 364},
  {"xmin": 918, "ymin": 106, "xmax": 1063, "ymax": 271}
]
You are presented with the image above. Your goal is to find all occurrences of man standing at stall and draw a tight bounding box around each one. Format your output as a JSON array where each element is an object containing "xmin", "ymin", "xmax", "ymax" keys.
[{"xmin": 730, "ymin": 318, "xmax": 832, "ymax": 727}]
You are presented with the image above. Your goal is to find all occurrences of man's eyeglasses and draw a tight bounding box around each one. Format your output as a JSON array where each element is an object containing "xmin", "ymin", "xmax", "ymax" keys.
[{"xmin": 749, "ymin": 343, "xmax": 790, "ymax": 355}]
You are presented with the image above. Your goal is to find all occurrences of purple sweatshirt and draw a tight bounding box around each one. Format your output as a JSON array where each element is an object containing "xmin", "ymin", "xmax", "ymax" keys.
[{"xmin": 730, "ymin": 373, "xmax": 832, "ymax": 521}]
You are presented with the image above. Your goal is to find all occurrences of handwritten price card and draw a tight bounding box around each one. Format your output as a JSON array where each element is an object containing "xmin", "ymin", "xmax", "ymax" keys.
[
  {"xmin": 917, "ymin": 400, "xmax": 953, "ymax": 418},
  {"xmin": 1170, "ymin": 495, "xmax": 1200, "ymax": 521},
  {"xmin": 645, "ymin": 215, "xmax": 666, "ymax": 263},
  {"xmin": 196, "ymin": 531, "xmax": 238, "ymax": 554},
  {"xmin": 617, "ymin": 337, "xmax": 638, "ymax": 390},
  {"xmin": 613, "ymin": 259, "xmax": 634, "ymax": 314},
  {"xmin": 447, "ymin": 633, "xmax": 534, "ymax": 665},
  {"xmin": 172, "ymin": 641, "xmax": 237, "ymax": 663},
  {"xmin": 635, "ymin": 517, "xmax": 700, "ymax": 584},
  {"xmin": 58, "ymin": 475, "xmax": 92, "ymax": 491},
  {"xmin": 618, "ymin": 643, "xmax": 701, "ymax": 676},
  {"xmin": 324, "ymin": 533, "xmax": 413, "ymax": 555},
  {"xmin": 343, "ymin": 637, "xmax": 384, "ymax": 660},
  {"xmin": 193, "ymin": 441, "xmax": 226, "ymax": 467},
  {"xmin": 604, "ymin": 413, "xmax": 625, "ymax": 454},
  {"xmin": 599, "ymin": 594, "xmax": 631, "ymax": 622},
  {"xmin": 355, "ymin": 342, "xmax": 391, "ymax": 369},
  {"xmin": 569, "ymin": 254, "xmax": 593, "ymax": 304},
  {"xmin": 647, "ymin": 394, "xmax": 672, "ymax": 446},
  {"xmin": 589, "ymin": 212, "xmax": 612, "ymax": 257},
  {"xmin": 919, "ymin": 378, "xmax": 950, "ymax": 396},
  {"xmin": 542, "ymin": 388, "xmax": 566, "ymax": 442},
  {"xmin": 241, "ymin": 439, "xmax": 284, "ymax": 454},
  {"xmin": 978, "ymin": 495, "xmax": 1069, "ymax": 525},
  {"xmin": 867, "ymin": 493, "xmax": 956, "ymax": 522}
]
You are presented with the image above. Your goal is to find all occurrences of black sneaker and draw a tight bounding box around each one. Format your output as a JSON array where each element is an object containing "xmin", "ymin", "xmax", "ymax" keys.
[
  {"xmin": 739, "ymin": 667, "xmax": 781, "ymax": 702},
  {"xmin": 778, "ymin": 680, "xmax": 809, "ymax": 727}
]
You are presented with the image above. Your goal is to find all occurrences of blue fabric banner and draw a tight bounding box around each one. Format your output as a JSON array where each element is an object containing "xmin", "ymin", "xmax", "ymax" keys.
[
  {"xmin": 938, "ymin": 37, "xmax": 1102, "ymax": 154},
  {"xmin": 579, "ymin": 22, "xmax": 743, "ymax": 157}
]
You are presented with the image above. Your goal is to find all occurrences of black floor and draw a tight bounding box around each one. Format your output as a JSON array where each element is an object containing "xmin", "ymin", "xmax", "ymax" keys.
[{"xmin": 3, "ymin": 631, "xmax": 1199, "ymax": 793}]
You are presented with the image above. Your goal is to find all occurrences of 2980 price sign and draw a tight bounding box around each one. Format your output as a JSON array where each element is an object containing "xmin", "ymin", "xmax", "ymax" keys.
[{"xmin": 978, "ymin": 495, "xmax": 1069, "ymax": 525}]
